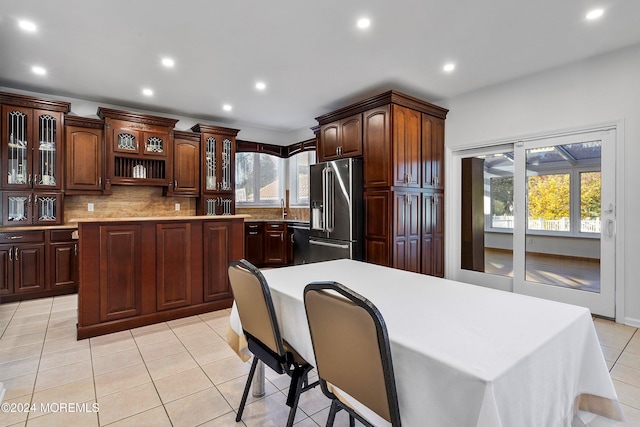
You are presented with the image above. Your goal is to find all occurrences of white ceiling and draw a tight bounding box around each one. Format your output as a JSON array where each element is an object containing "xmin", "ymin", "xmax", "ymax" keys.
[{"xmin": 1, "ymin": 0, "xmax": 639, "ymax": 142}]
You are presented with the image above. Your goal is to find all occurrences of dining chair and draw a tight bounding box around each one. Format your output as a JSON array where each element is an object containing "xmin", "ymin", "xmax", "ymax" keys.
[
  {"xmin": 228, "ymin": 259, "xmax": 318, "ymax": 426},
  {"xmin": 304, "ymin": 281, "xmax": 402, "ymax": 427}
]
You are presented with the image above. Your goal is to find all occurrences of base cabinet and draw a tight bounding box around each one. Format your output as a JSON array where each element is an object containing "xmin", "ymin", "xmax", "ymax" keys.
[
  {"xmin": 0, "ymin": 229, "xmax": 74, "ymax": 303},
  {"xmin": 203, "ymin": 220, "xmax": 233, "ymax": 302},
  {"xmin": 99, "ymin": 225, "xmax": 142, "ymax": 322},
  {"xmin": 77, "ymin": 217, "xmax": 244, "ymax": 339}
]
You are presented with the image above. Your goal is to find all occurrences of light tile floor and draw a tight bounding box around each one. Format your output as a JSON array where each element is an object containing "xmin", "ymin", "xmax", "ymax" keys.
[{"xmin": 1, "ymin": 295, "xmax": 640, "ymax": 426}]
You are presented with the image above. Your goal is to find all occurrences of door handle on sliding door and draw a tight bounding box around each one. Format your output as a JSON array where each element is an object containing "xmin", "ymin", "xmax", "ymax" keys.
[{"xmin": 606, "ymin": 219, "xmax": 615, "ymax": 237}]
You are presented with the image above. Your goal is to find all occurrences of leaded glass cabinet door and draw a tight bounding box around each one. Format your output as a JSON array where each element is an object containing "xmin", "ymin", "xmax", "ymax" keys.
[
  {"xmin": 2, "ymin": 192, "xmax": 32, "ymax": 225},
  {"xmin": 33, "ymin": 110, "xmax": 62, "ymax": 190},
  {"xmin": 2, "ymin": 105, "xmax": 32, "ymax": 189},
  {"xmin": 32, "ymin": 193, "xmax": 62, "ymax": 225},
  {"xmin": 204, "ymin": 136, "xmax": 217, "ymax": 193},
  {"xmin": 220, "ymin": 138, "xmax": 234, "ymax": 192}
]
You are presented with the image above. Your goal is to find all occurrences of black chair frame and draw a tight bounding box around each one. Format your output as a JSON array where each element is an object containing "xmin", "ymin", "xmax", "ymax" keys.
[{"xmin": 304, "ymin": 281, "xmax": 402, "ymax": 427}]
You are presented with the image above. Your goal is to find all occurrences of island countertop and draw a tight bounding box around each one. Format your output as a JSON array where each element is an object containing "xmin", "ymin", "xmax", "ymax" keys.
[{"xmin": 74, "ymin": 214, "xmax": 250, "ymax": 223}]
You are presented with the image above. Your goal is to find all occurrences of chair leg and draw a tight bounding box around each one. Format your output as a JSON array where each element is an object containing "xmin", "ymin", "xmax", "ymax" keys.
[
  {"xmin": 285, "ymin": 367, "xmax": 307, "ymax": 427},
  {"xmin": 349, "ymin": 414, "xmax": 355, "ymax": 427},
  {"xmin": 236, "ymin": 356, "xmax": 259, "ymax": 422},
  {"xmin": 326, "ymin": 400, "xmax": 339, "ymax": 427}
]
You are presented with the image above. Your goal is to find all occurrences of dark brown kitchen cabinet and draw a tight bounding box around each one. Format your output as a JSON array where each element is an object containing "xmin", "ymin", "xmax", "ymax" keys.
[
  {"xmin": 393, "ymin": 190, "xmax": 421, "ymax": 273},
  {"xmin": 1, "ymin": 105, "xmax": 67, "ymax": 191},
  {"xmin": 49, "ymin": 240, "xmax": 77, "ymax": 291},
  {"xmin": 421, "ymin": 191, "xmax": 444, "ymax": 277},
  {"xmin": 1, "ymin": 191, "xmax": 63, "ymax": 226},
  {"xmin": 244, "ymin": 222, "xmax": 264, "ymax": 266},
  {"xmin": 317, "ymin": 113, "xmax": 362, "ymax": 162},
  {"xmin": 165, "ymin": 131, "xmax": 200, "ymax": 197},
  {"xmin": 392, "ymin": 105, "xmax": 422, "ymax": 188},
  {"xmin": 264, "ymin": 222, "xmax": 287, "ymax": 265},
  {"xmin": 317, "ymin": 91, "xmax": 448, "ymax": 277},
  {"xmin": 192, "ymin": 124, "xmax": 239, "ymax": 215},
  {"xmin": 77, "ymin": 217, "xmax": 244, "ymax": 339},
  {"xmin": 64, "ymin": 116, "xmax": 105, "ymax": 195},
  {"xmin": 421, "ymin": 115, "xmax": 445, "ymax": 190},
  {"xmin": 157, "ymin": 223, "xmax": 192, "ymax": 310},
  {"xmin": 0, "ymin": 231, "xmax": 46, "ymax": 297},
  {"xmin": 363, "ymin": 106, "xmax": 391, "ymax": 188},
  {"xmin": 98, "ymin": 108, "xmax": 179, "ymax": 190},
  {"xmin": 99, "ymin": 225, "xmax": 142, "ymax": 322},
  {"xmin": 203, "ymin": 220, "xmax": 234, "ymax": 302}
]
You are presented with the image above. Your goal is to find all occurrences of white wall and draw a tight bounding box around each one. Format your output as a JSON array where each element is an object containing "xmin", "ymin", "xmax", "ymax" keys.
[
  {"xmin": 0, "ymin": 86, "xmax": 306, "ymax": 145},
  {"xmin": 440, "ymin": 43, "xmax": 640, "ymax": 325}
]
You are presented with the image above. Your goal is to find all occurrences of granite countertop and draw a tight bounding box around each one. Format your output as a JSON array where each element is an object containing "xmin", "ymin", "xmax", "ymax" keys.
[
  {"xmin": 74, "ymin": 214, "xmax": 251, "ymax": 223},
  {"xmin": 0, "ymin": 224, "xmax": 78, "ymax": 231}
]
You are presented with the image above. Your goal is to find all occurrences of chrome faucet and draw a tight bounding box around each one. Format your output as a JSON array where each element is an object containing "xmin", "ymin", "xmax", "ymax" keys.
[{"xmin": 281, "ymin": 198, "xmax": 287, "ymax": 219}]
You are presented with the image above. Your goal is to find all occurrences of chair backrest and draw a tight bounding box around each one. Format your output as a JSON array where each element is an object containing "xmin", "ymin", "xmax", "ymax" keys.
[
  {"xmin": 228, "ymin": 259, "xmax": 284, "ymax": 357},
  {"xmin": 304, "ymin": 281, "xmax": 401, "ymax": 425}
]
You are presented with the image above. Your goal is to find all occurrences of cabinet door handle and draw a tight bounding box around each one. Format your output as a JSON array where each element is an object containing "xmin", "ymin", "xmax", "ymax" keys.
[
  {"xmin": 174, "ymin": 180, "xmax": 177, "ymax": 188},
  {"xmin": 8, "ymin": 247, "xmax": 12, "ymax": 261},
  {"xmin": 291, "ymin": 233, "xmax": 294, "ymax": 243},
  {"xmin": 5, "ymin": 235, "xmax": 23, "ymax": 240},
  {"xmin": 74, "ymin": 244, "xmax": 78, "ymax": 256},
  {"xmin": 28, "ymin": 174, "xmax": 32, "ymax": 185},
  {"xmin": 335, "ymin": 147, "xmax": 339, "ymax": 156},
  {"xmin": 99, "ymin": 177, "xmax": 102, "ymax": 186},
  {"xmin": 14, "ymin": 248, "xmax": 19, "ymax": 261},
  {"xmin": 248, "ymin": 232, "xmax": 258, "ymax": 235},
  {"xmin": 281, "ymin": 233, "xmax": 284, "ymax": 242}
]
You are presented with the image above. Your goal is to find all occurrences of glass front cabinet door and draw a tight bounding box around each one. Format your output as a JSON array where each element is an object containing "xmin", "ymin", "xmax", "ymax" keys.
[{"xmin": 1, "ymin": 105, "xmax": 63, "ymax": 190}]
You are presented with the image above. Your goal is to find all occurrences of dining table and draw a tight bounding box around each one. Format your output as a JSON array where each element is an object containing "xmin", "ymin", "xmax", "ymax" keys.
[{"xmin": 227, "ymin": 259, "xmax": 624, "ymax": 426}]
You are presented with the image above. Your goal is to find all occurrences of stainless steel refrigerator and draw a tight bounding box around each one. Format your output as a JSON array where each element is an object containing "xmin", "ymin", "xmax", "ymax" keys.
[{"xmin": 309, "ymin": 158, "xmax": 363, "ymax": 262}]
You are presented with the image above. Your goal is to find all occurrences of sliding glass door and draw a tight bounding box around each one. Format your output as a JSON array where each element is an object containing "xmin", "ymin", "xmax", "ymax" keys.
[{"xmin": 452, "ymin": 129, "xmax": 616, "ymax": 317}]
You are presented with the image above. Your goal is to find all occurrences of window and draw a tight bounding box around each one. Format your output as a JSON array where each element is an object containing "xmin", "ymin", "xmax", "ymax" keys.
[
  {"xmin": 236, "ymin": 153, "xmax": 284, "ymax": 205},
  {"xmin": 483, "ymin": 142, "xmax": 601, "ymax": 236},
  {"xmin": 288, "ymin": 151, "xmax": 316, "ymax": 207}
]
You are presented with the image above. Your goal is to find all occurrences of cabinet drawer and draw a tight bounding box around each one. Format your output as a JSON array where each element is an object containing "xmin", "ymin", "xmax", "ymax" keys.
[
  {"xmin": 266, "ymin": 222, "xmax": 284, "ymax": 230},
  {"xmin": 245, "ymin": 223, "xmax": 264, "ymax": 231},
  {"xmin": 0, "ymin": 231, "xmax": 45, "ymax": 244},
  {"xmin": 50, "ymin": 229, "xmax": 76, "ymax": 242}
]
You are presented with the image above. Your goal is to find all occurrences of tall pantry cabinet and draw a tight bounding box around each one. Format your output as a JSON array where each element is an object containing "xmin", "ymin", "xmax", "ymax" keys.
[{"xmin": 316, "ymin": 91, "xmax": 448, "ymax": 277}]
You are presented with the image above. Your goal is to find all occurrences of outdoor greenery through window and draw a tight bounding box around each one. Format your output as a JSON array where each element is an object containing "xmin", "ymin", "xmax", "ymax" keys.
[
  {"xmin": 487, "ymin": 141, "xmax": 601, "ymax": 235},
  {"xmin": 236, "ymin": 153, "xmax": 284, "ymax": 205}
]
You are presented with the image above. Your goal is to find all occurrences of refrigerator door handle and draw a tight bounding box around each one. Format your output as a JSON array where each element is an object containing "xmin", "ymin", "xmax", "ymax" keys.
[
  {"xmin": 322, "ymin": 167, "xmax": 328, "ymax": 232},
  {"xmin": 309, "ymin": 240, "xmax": 350, "ymax": 249},
  {"xmin": 326, "ymin": 166, "xmax": 335, "ymax": 232}
]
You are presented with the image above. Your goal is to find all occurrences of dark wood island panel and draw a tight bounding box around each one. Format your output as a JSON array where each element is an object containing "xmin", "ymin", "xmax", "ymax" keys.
[{"xmin": 77, "ymin": 216, "xmax": 245, "ymax": 339}]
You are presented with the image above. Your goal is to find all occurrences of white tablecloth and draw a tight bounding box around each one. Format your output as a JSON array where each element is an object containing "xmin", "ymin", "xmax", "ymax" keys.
[{"xmin": 229, "ymin": 259, "xmax": 623, "ymax": 427}]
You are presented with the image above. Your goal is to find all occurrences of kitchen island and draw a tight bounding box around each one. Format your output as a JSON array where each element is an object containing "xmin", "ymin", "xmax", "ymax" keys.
[{"xmin": 76, "ymin": 215, "xmax": 245, "ymax": 339}]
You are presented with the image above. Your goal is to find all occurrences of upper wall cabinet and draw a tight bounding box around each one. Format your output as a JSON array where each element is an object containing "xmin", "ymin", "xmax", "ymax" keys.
[
  {"xmin": 98, "ymin": 108, "xmax": 178, "ymax": 191},
  {"xmin": 317, "ymin": 113, "xmax": 362, "ymax": 162},
  {"xmin": 191, "ymin": 124, "xmax": 239, "ymax": 216},
  {"xmin": 64, "ymin": 116, "xmax": 105, "ymax": 195},
  {"xmin": 164, "ymin": 130, "xmax": 200, "ymax": 197},
  {"xmin": 0, "ymin": 92, "xmax": 70, "ymax": 191}
]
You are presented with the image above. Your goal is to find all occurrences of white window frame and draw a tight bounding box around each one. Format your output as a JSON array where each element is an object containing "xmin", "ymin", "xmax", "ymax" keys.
[{"xmin": 235, "ymin": 152, "xmax": 285, "ymax": 207}]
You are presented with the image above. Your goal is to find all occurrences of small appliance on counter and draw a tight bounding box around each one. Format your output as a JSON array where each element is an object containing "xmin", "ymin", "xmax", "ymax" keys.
[{"xmin": 309, "ymin": 158, "xmax": 363, "ymax": 262}]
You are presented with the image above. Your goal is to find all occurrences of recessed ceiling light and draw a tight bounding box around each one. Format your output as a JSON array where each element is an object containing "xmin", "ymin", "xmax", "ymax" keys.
[
  {"xmin": 357, "ymin": 18, "xmax": 371, "ymax": 29},
  {"xmin": 161, "ymin": 57, "xmax": 175, "ymax": 67},
  {"xmin": 18, "ymin": 20, "xmax": 37, "ymax": 32},
  {"xmin": 142, "ymin": 88, "xmax": 153, "ymax": 96},
  {"xmin": 31, "ymin": 66, "xmax": 46, "ymax": 75},
  {"xmin": 443, "ymin": 63, "xmax": 456, "ymax": 72},
  {"xmin": 223, "ymin": 104, "xmax": 232, "ymax": 112},
  {"xmin": 585, "ymin": 8, "xmax": 604, "ymax": 20},
  {"xmin": 255, "ymin": 81, "xmax": 266, "ymax": 90}
]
